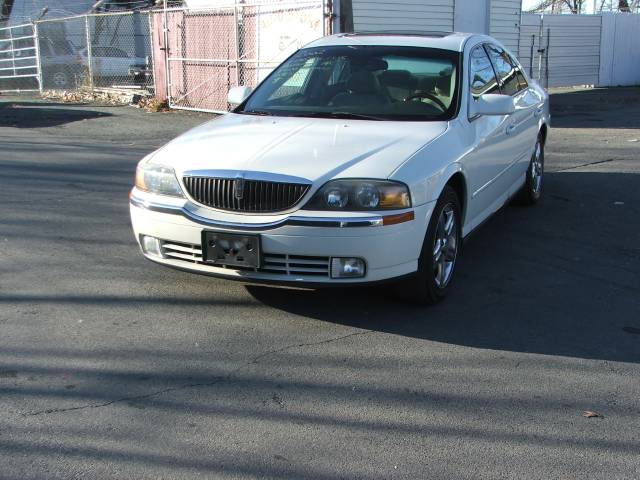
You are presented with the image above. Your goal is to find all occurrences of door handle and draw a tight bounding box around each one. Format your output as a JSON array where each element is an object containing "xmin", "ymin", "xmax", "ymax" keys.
[
  {"xmin": 534, "ymin": 107, "xmax": 544, "ymax": 118},
  {"xmin": 506, "ymin": 124, "xmax": 517, "ymax": 135}
]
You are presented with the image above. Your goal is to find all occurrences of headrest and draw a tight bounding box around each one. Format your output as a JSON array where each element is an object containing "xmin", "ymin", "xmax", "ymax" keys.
[
  {"xmin": 347, "ymin": 70, "xmax": 378, "ymax": 94},
  {"xmin": 380, "ymin": 70, "xmax": 417, "ymax": 90}
]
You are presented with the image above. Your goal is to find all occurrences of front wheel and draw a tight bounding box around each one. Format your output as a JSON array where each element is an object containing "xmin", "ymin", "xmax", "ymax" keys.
[
  {"xmin": 397, "ymin": 185, "xmax": 461, "ymax": 305},
  {"xmin": 515, "ymin": 136, "xmax": 544, "ymax": 205}
]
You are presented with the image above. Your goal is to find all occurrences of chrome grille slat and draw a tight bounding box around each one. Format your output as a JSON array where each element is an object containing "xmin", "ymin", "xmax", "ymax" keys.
[
  {"xmin": 163, "ymin": 243, "xmax": 203, "ymax": 255},
  {"xmin": 288, "ymin": 267, "xmax": 328, "ymax": 273},
  {"xmin": 287, "ymin": 259, "xmax": 328, "ymax": 266},
  {"xmin": 159, "ymin": 241, "xmax": 329, "ymax": 277},
  {"xmin": 161, "ymin": 241, "xmax": 203, "ymax": 264},
  {"xmin": 164, "ymin": 251, "xmax": 203, "ymax": 262},
  {"xmin": 184, "ymin": 176, "xmax": 309, "ymax": 213}
]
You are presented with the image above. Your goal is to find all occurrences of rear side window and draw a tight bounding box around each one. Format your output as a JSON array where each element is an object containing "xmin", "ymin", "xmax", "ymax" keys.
[
  {"xmin": 40, "ymin": 42, "xmax": 52, "ymax": 56},
  {"xmin": 485, "ymin": 44, "xmax": 520, "ymax": 96},
  {"xmin": 469, "ymin": 45, "xmax": 500, "ymax": 99},
  {"xmin": 94, "ymin": 47, "xmax": 128, "ymax": 58}
]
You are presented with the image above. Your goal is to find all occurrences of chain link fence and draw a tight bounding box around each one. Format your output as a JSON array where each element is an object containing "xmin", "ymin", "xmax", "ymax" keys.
[
  {"xmin": 4, "ymin": 2, "xmax": 326, "ymax": 108},
  {"xmin": 36, "ymin": 10, "xmax": 154, "ymax": 93},
  {"xmin": 160, "ymin": 1, "xmax": 326, "ymax": 113}
]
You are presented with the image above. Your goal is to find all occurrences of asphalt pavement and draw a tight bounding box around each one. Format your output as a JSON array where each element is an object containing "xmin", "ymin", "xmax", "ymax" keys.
[{"xmin": 0, "ymin": 89, "xmax": 639, "ymax": 479}]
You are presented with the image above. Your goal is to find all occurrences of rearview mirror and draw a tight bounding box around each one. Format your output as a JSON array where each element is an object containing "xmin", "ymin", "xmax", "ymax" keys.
[
  {"xmin": 227, "ymin": 86, "xmax": 253, "ymax": 106},
  {"xmin": 470, "ymin": 94, "xmax": 515, "ymax": 117}
]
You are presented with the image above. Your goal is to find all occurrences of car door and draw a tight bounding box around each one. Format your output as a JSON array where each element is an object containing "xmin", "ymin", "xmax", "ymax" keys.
[
  {"xmin": 485, "ymin": 44, "xmax": 540, "ymax": 189},
  {"xmin": 462, "ymin": 43, "xmax": 515, "ymax": 230},
  {"xmin": 507, "ymin": 51, "xmax": 546, "ymax": 179},
  {"xmin": 91, "ymin": 47, "xmax": 104, "ymax": 77},
  {"xmin": 109, "ymin": 48, "xmax": 132, "ymax": 77},
  {"xmin": 99, "ymin": 47, "xmax": 120, "ymax": 77}
]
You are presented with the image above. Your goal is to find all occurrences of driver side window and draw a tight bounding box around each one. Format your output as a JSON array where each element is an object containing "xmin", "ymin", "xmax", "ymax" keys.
[{"xmin": 469, "ymin": 45, "xmax": 500, "ymax": 100}]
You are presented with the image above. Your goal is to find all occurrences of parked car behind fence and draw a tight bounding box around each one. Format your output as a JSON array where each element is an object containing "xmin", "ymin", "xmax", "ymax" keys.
[
  {"xmin": 78, "ymin": 46, "xmax": 149, "ymax": 87},
  {"xmin": 39, "ymin": 38, "xmax": 84, "ymax": 89}
]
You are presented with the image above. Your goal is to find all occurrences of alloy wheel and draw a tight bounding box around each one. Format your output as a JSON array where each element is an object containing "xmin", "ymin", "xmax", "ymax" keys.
[
  {"xmin": 531, "ymin": 141, "xmax": 543, "ymax": 194},
  {"xmin": 53, "ymin": 71, "xmax": 68, "ymax": 88},
  {"xmin": 432, "ymin": 204, "xmax": 458, "ymax": 288}
]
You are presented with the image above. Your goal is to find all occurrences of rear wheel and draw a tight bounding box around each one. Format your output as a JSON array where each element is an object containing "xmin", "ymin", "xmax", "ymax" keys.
[
  {"xmin": 397, "ymin": 185, "xmax": 461, "ymax": 305},
  {"xmin": 43, "ymin": 68, "xmax": 71, "ymax": 89},
  {"xmin": 515, "ymin": 135, "xmax": 544, "ymax": 205}
]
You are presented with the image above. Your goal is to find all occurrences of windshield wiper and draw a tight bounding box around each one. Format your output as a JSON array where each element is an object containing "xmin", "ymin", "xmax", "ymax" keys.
[
  {"xmin": 240, "ymin": 109, "xmax": 274, "ymax": 116},
  {"xmin": 300, "ymin": 111, "xmax": 385, "ymax": 121},
  {"xmin": 331, "ymin": 111, "xmax": 386, "ymax": 121}
]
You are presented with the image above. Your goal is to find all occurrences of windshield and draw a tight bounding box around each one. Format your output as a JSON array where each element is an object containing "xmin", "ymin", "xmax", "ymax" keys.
[{"xmin": 238, "ymin": 45, "xmax": 460, "ymax": 121}]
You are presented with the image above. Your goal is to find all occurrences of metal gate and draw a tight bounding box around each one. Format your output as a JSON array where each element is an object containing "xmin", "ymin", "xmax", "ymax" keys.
[
  {"xmin": 161, "ymin": 0, "xmax": 327, "ymax": 113},
  {"xmin": 0, "ymin": 22, "xmax": 40, "ymax": 93}
]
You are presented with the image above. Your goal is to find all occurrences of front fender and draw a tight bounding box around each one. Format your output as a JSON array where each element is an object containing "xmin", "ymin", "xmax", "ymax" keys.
[{"xmin": 391, "ymin": 123, "xmax": 470, "ymax": 207}]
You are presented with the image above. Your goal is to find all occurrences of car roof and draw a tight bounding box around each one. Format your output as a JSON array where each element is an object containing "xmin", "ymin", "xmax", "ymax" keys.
[{"xmin": 304, "ymin": 32, "xmax": 487, "ymax": 53}]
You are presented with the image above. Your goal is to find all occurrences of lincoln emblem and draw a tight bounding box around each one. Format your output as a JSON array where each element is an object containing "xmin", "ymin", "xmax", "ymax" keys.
[{"xmin": 234, "ymin": 175, "xmax": 245, "ymax": 200}]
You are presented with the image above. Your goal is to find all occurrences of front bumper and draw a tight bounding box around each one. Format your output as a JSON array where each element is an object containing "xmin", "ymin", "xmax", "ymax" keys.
[{"xmin": 130, "ymin": 189, "xmax": 434, "ymax": 285}]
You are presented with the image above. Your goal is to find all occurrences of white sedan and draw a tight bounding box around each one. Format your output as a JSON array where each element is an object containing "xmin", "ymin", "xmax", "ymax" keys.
[{"xmin": 130, "ymin": 32, "xmax": 549, "ymax": 304}]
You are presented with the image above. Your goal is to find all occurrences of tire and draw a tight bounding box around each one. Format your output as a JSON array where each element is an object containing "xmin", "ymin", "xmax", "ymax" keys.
[
  {"xmin": 396, "ymin": 185, "xmax": 462, "ymax": 305},
  {"xmin": 515, "ymin": 134, "xmax": 544, "ymax": 206},
  {"xmin": 50, "ymin": 69, "xmax": 70, "ymax": 89}
]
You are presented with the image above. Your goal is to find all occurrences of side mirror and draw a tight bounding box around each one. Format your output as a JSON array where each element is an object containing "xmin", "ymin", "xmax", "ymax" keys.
[
  {"xmin": 227, "ymin": 86, "xmax": 253, "ymax": 106},
  {"xmin": 470, "ymin": 94, "xmax": 516, "ymax": 117}
]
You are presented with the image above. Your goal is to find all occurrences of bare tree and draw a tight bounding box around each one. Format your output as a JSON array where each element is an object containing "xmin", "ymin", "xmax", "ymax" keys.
[
  {"xmin": 527, "ymin": 0, "xmax": 586, "ymax": 13},
  {"xmin": 617, "ymin": 0, "xmax": 640, "ymax": 11},
  {"xmin": 529, "ymin": 0, "xmax": 639, "ymax": 11}
]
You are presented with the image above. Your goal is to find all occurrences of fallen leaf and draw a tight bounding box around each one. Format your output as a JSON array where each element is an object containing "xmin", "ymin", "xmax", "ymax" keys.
[{"xmin": 583, "ymin": 410, "xmax": 603, "ymax": 418}]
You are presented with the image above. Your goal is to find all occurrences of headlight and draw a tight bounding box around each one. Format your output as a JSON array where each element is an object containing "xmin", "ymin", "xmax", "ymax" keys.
[
  {"xmin": 303, "ymin": 180, "xmax": 411, "ymax": 211},
  {"xmin": 135, "ymin": 162, "xmax": 184, "ymax": 197}
]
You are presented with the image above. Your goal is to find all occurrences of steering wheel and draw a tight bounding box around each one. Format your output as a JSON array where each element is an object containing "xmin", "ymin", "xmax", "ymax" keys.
[{"xmin": 405, "ymin": 91, "xmax": 447, "ymax": 111}]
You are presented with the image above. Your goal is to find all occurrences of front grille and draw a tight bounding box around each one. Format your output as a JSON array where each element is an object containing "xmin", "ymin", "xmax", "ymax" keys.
[
  {"xmin": 183, "ymin": 176, "xmax": 310, "ymax": 213},
  {"xmin": 160, "ymin": 241, "xmax": 330, "ymax": 278}
]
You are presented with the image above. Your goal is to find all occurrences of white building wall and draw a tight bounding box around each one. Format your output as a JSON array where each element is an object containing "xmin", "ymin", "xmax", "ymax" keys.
[
  {"xmin": 454, "ymin": 0, "xmax": 488, "ymax": 35},
  {"xmin": 351, "ymin": 0, "xmax": 455, "ymax": 32},
  {"xmin": 350, "ymin": 0, "xmax": 521, "ymax": 50},
  {"xmin": 489, "ymin": 0, "xmax": 521, "ymax": 53}
]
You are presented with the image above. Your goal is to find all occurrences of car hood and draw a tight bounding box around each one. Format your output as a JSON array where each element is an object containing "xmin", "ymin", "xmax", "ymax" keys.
[{"xmin": 151, "ymin": 113, "xmax": 447, "ymax": 184}]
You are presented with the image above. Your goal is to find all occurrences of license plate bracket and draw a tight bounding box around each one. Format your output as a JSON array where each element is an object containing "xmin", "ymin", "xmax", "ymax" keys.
[{"xmin": 202, "ymin": 231, "xmax": 261, "ymax": 268}]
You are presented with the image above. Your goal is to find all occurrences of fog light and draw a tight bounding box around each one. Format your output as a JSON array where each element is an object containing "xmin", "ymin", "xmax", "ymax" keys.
[
  {"xmin": 141, "ymin": 235, "xmax": 162, "ymax": 257},
  {"xmin": 331, "ymin": 257, "xmax": 366, "ymax": 279}
]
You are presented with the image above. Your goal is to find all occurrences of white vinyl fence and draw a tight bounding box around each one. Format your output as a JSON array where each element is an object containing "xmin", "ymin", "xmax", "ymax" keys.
[
  {"xmin": 599, "ymin": 13, "xmax": 640, "ymax": 86},
  {"xmin": 520, "ymin": 12, "xmax": 640, "ymax": 88},
  {"xmin": 520, "ymin": 13, "xmax": 602, "ymax": 88}
]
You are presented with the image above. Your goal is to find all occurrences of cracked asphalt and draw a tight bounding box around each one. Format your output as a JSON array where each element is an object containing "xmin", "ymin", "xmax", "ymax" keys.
[{"xmin": 1, "ymin": 88, "xmax": 639, "ymax": 479}]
